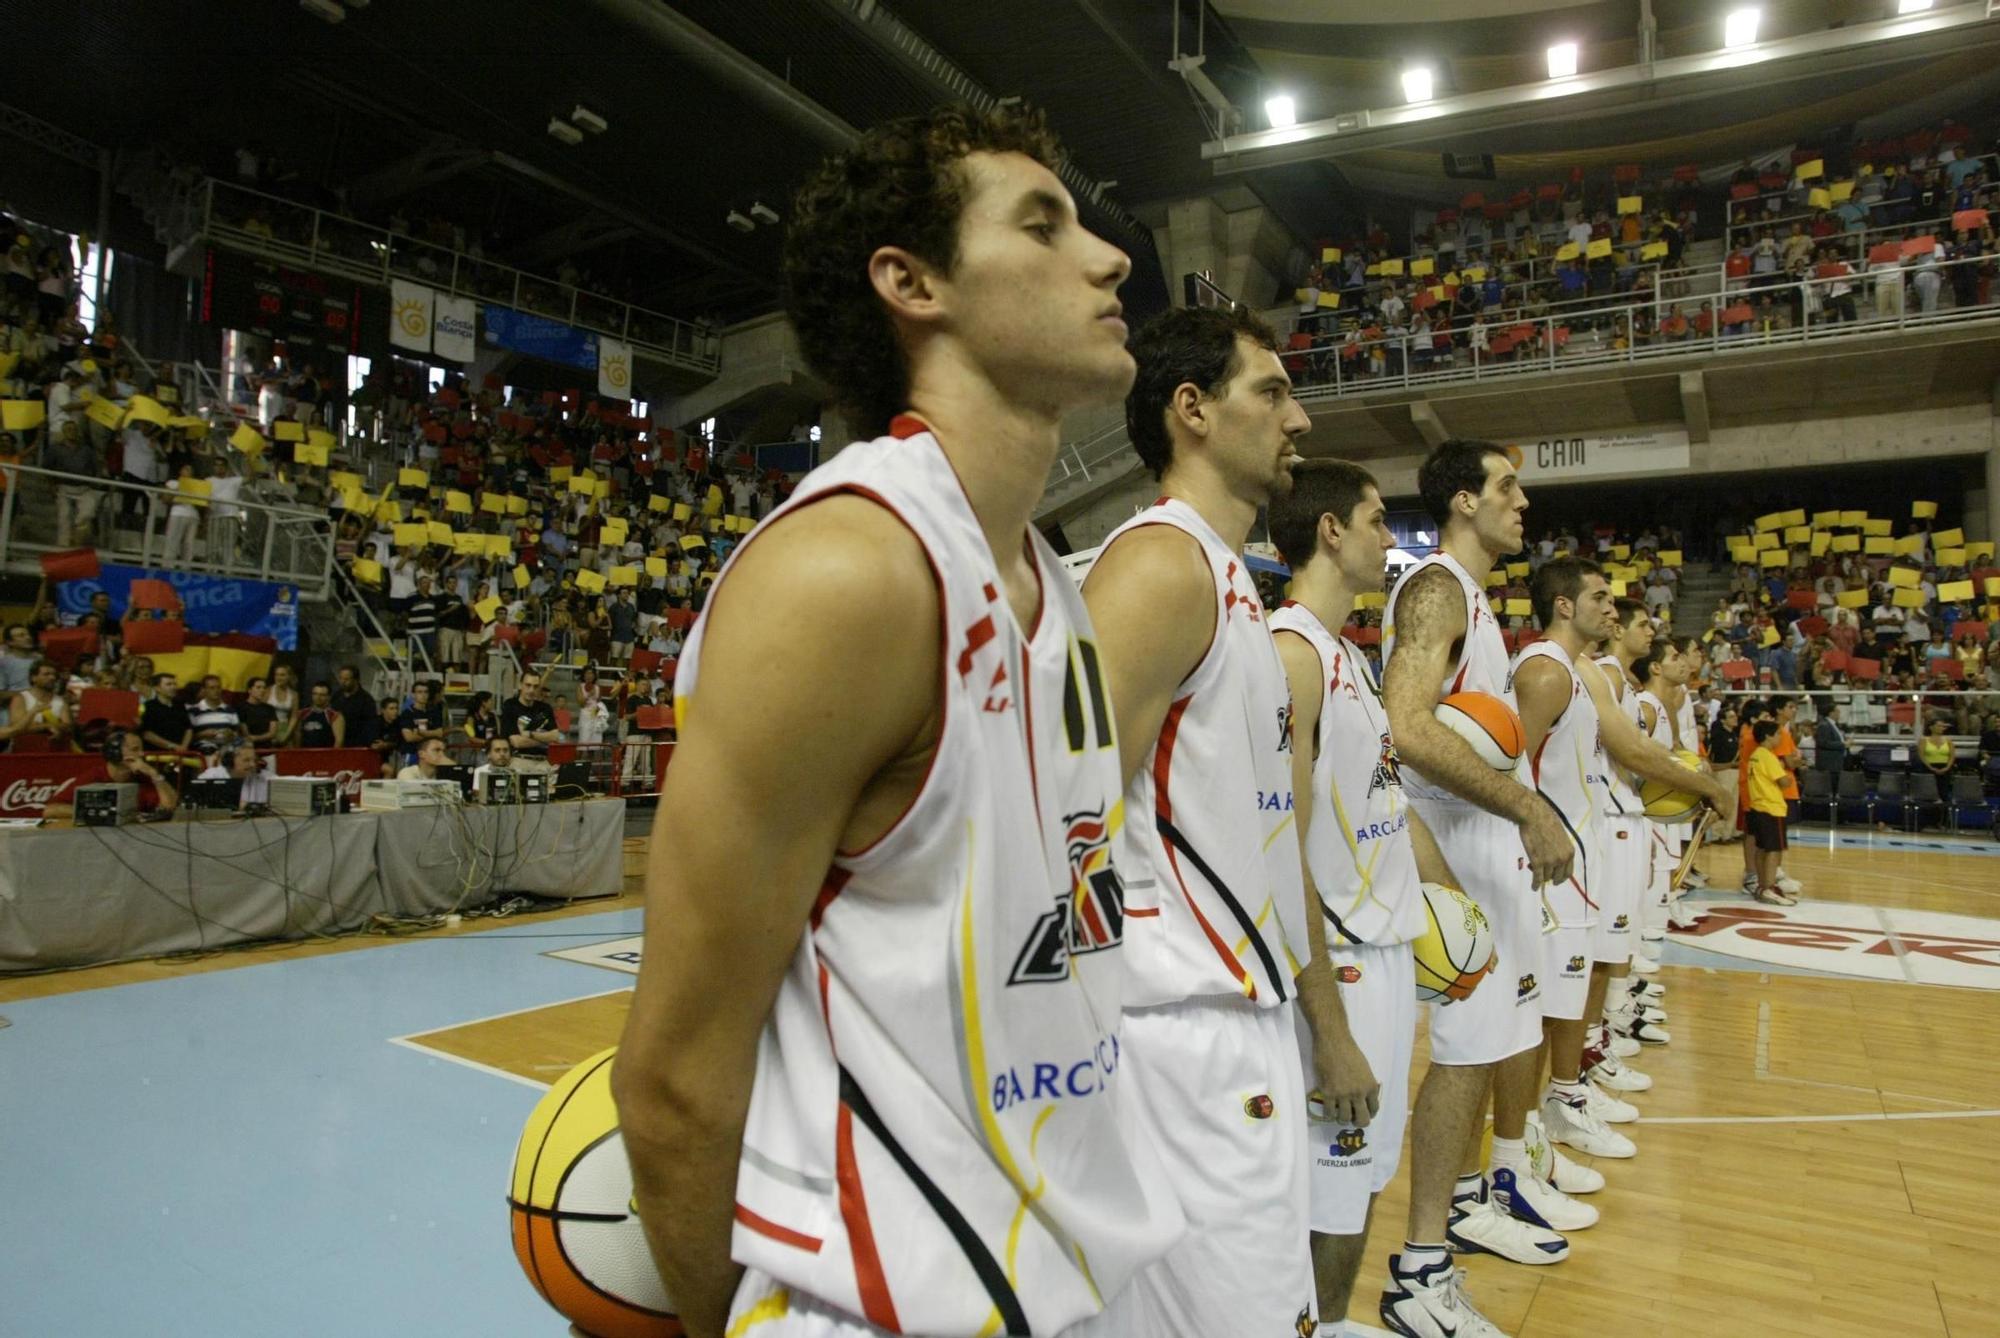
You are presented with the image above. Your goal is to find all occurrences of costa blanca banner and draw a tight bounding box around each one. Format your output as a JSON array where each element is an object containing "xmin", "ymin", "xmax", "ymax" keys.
[
  {"xmin": 1500, "ymin": 428, "xmax": 1691, "ymax": 483},
  {"xmin": 55, "ymin": 565, "xmax": 299, "ymax": 649}
]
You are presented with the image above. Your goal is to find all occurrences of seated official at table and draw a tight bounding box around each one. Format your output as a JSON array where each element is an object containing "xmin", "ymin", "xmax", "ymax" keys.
[
  {"xmin": 397, "ymin": 736, "xmax": 451, "ymax": 782},
  {"xmin": 43, "ymin": 729, "xmax": 179, "ymax": 821},
  {"xmin": 196, "ymin": 742, "xmax": 271, "ymax": 809},
  {"xmin": 471, "ymin": 736, "xmax": 513, "ymax": 797}
]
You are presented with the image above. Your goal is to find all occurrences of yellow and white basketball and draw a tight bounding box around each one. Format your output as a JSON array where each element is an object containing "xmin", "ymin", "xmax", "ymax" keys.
[
  {"xmin": 510, "ymin": 1048, "xmax": 681, "ymax": 1338},
  {"xmin": 1436, "ymin": 692, "xmax": 1526, "ymax": 771},
  {"xmin": 1640, "ymin": 750, "xmax": 1707, "ymax": 823},
  {"xmin": 1411, "ymin": 882, "xmax": 1495, "ymax": 1004}
]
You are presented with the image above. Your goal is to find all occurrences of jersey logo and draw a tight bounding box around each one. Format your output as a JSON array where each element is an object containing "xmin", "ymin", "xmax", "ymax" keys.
[
  {"xmin": 1296, "ymin": 1307, "xmax": 1317, "ymax": 1338},
  {"xmin": 1276, "ymin": 702, "xmax": 1294, "ymax": 754},
  {"xmin": 981, "ymin": 662, "xmax": 1012, "ymax": 714},
  {"xmin": 1566, "ymin": 954, "xmax": 1587, "ymax": 973},
  {"xmin": 1332, "ymin": 1127, "xmax": 1367, "ymax": 1156},
  {"xmin": 1062, "ymin": 637, "xmax": 1114, "ymax": 753},
  {"xmin": 1369, "ymin": 731, "xmax": 1404, "ymax": 796},
  {"xmin": 1518, "ymin": 972, "xmax": 1539, "ymax": 999},
  {"xmin": 1244, "ymin": 1093, "xmax": 1275, "ymax": 1120},
  {"xmin": 1007, "ymin": 805, "xmax": 1126, "ymax": 985}
]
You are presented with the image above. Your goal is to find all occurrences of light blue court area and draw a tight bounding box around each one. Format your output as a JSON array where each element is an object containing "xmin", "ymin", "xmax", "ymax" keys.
[{"xmin": 1, "ymin": 907, "xmax": 642, "ymax": 1338}]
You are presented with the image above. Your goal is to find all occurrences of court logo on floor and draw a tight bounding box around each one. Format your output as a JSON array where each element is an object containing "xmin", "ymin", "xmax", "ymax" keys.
[
  {"xmin": 1674, "ymin": 901, "xmax": 2000, "ymax": 989},
  {"xmin": 545, "ymin": 936, "xmax": 644, "ymax": 974}
]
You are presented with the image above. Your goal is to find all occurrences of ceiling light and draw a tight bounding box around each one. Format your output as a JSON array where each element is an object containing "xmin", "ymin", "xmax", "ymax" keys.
[
  {"xmin": 726, "ymin": 211, "xmax": 755, "ymax": 233},
  {"xmin": 299, "ymin": 0, "xmax": 346, "ymax": 22},
  {"xmin": 546, "ymin": 118, "xmax": 584, "ymax": 146},
  {"xmin": 1723, "ymin": 8, "xmax": 1761, "ymax": 47},
  {"xmin": 1401, "ymin": 67, "xmax": 1434, "ymax": 104},
  {"xmin": 1896, "ymin": 0, "xmax": 1932, "ymax": 11},
  {"xmin": 1264, "ymin": 94, "xmax": 1297, "ymax": 129},
  {"xmin": 1546, "ymin": 42, "xmax": 1579, "ymax": 78},
  {"xmin": 749, "ymin": 202, "xmax": 780, "ymax": 225},
  {"xmin": 570, "ymin": 105, "xmax": 608, "ymax": 134}
]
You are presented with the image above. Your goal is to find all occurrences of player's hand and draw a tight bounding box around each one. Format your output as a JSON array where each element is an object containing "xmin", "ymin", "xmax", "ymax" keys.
[
  {"xmin": 1311, "ymin": 1031, "xmax": 1381, "ymax": 1129},
  {"xmin": 1705, "ymin": 780, "xmax": 1738, "ymax": 828},
  {"xmin": 1518, "ymin": 800, "xmax": 1574, "ymax": 888}
]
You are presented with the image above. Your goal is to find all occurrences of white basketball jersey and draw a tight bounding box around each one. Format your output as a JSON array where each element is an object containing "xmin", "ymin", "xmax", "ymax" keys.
[
  {"xmin": 1673, "ymin": 692, "xmax": 1700, "ymax": 756},
  {"xmin": 675, "ymin": 418, "xmax": 1182, "ymax": 1335},
  {"xmin": 1590, "ymin": 654, "xmax": 1643, "ymax": 818},
  {"xmin": 1098, "ymin": 498, "xmax": 1308, "ymax": 1009},
  {"xmin": 1508, "ymin": 640, "xmax": 1601, "ymax": 927},
  {"xmin": 1383, "ymin": 552, "xmax": 1516, "ymax": 803},
  {"xmin": 1269, "ymin": 601, "xmax": 1425, "ymax": 947},
  {"xmin": 1637, "ymin": 688, "xmax": 1673, "ymax": 749}
]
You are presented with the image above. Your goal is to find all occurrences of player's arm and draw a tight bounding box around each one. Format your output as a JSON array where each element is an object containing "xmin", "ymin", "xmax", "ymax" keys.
[
  {"xmin": 1275, "ymin": 630, "xmax": 1377, "ymax": 1130},
  {"xmin": 612, "ymin": 498, "xmax": 939, "ymax": 1338},
  {"xmin": 1579, "ymin": 659, "xmax": 1734, "ymax": 822},
  {"xmin": 1379, "ymin": 565, "xmax": 1573, "ymax": 886},
  {"xmin": 1513, "ymin": 656, "xmax": 1569, "ymax": 761},
  {"xmin": 1082, "ymin": 525, "xmax": 1215, "ymax": 788}
]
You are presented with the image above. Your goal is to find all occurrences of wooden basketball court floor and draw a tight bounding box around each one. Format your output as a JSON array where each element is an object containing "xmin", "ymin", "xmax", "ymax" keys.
[{"xmin": 3, "ymin": 829, "xmax": 1997, "ymax": 1336}]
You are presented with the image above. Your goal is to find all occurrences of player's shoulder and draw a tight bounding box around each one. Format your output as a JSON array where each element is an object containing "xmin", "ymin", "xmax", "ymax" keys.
[
  {"xmin": 1389, "ymin": 562, "xmax": 1468, "ymax": 640},
  {"xmin": 715, "ymin": 492, "xmax": 939, "ymax": 639},
  {"xmin": 1084, "ymin": 520, "xmax": 1212, "ymax": 611}
]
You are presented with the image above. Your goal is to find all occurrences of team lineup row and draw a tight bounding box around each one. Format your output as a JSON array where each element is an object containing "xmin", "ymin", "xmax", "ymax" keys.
[{"xmin": 585, "ymin": 105, "xmax": 1738, "ymax": 1338}]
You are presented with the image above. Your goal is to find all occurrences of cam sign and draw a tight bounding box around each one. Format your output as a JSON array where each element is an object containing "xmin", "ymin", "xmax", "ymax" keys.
[{"xmin": 1504, "ymin": 428, "xmax": 1691, "ymax": 482}]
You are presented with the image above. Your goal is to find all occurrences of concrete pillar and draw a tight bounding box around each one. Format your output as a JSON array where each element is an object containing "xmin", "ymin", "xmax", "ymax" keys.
[
  {"xmin": 1984, "ymin": 430, "xmax": 1999, "ymax": 549},
  {"xmin": 1150, "ymin": 193, "xmax": 1299, "ymax": 309}
]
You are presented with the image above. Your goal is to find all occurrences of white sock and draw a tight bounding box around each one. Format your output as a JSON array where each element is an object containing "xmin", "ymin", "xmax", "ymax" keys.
[{"xmin": 1490, "ymin": 1134, "xmax": 1529, "ymax": 1174}]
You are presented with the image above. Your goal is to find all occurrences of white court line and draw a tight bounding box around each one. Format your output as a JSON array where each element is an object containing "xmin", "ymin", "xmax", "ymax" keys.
[
  {"xmin": 1642, "ymin": 1108, "xmax": 2000, "ymax": 1126},
  {"xmin": 385, "ymin": 983, "xmax": 633, "ymax": 1045},
  {"xmin": 1873, "ymin": 905, "xmax": 1920, "ymax": 984},
  {"xmin": 387, "ymin": 1035, "xmax": 552, "ymax": 1092}
]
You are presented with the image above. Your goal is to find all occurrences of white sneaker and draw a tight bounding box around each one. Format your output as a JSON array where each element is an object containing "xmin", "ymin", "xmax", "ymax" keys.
[
  {"xmin": 1446, "ymin": 1190, "xmax": 1570, "ymax": 1264},
  {"xmin": 1609, "ymin": 1005, "xmax": 1671, "ymax": 1046},
  {"xmin": 1629, "ymin": 953, "xmax": 1660, "ymax": 976},
  {"xmin": 1666, "ymin": 901, "xmax": 1706, "ymax": 930},
  {"xmin": 1626, "ymin": 978, "xmax": 1666, "ymax": 1000},
  {"xmin": 1582, "ymin": 1081, "xmax": 1639, "ymax": 1124},
  {"xmin": 1633, "ymin": 1002, "xmax": 1669, "ymax": 1026},
  {"xmin": 1682, "ymin": 869, "xmax": 1710, "ymax": 889},
  {"xmin": 1542, "ymin": 1090, "xmax": 1637, "ymax": 1158},
  {"xmin": 1637, "ymin": 935, "xmax": 1664, "ymax": 961},
  {"xmin": 1589, "ymin": 1052, "xmax": 1653, "ymax": 1092},
  {"xmin": 1776, "ymin": 870, "xmax": 1804, "ymax": 895},
  {"xmin": 1381, "ymin": 1256, "xmax": 1511, "ymax": 1337},
  {"xmin": 1489, "ymin": 1165, "xmax": 1598, "ymax": 1231},
  {"xmin": 1608, "ymin": 1030, "xmax": 1642, "ymax": 1057},
  {"xmin": 1524, "ymin": 1112, "xmax": 1605, "ymax": 1194}
]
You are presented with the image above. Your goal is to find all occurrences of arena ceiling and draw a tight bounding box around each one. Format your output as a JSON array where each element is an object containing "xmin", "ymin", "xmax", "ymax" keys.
[{"xmin": 2, "ymin": 1, "xmax": 1997, "ymax": 324}]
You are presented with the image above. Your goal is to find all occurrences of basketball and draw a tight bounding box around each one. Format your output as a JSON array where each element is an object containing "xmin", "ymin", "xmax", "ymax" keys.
[
  {"xmin": 1640, "ymin": 751, "xmax": 1707, "ymax": 823},
  {"xmin": 1411, "ymin": 882, "xmax": 1495, "ymax": 1005},
  {"xmin": 1435, "ymin": 692, "xmax": 1526, "ymax": 771},
  {"xmin": 510, "ymin": 1048, "xmax": 681, "ymax": 1338}
]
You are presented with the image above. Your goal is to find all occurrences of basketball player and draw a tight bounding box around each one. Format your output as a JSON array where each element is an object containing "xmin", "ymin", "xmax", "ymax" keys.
[
  {"xmin": 1381, "ymin": 440, "xmax": 1576, "ymax": 1274},
  {"xmin": 1656, "ymin": 638, "xmax": 1713, "ymax": 930},
  {"xmin": 1075, "ymin": 305, "xmax": 1318, "ymax": 1338},
  {"xmin": 612, "ymin": 105, "xmax": 1184, "ymax": 1338},
  {"xmin": 1591, "ymin": 601, "xmax": 1676, "ymax": 1025},
  {"xmin": 1267, "ymin": 461, "xmax": 1511, "ymax": 1338},
  {"xmin": 1572, "ymin": 610, "xmax": 1659, "ymax": 1099},
  {"xmin": 1512, "ymin": 559, "xmax": 1645, "ymax": 1167}
]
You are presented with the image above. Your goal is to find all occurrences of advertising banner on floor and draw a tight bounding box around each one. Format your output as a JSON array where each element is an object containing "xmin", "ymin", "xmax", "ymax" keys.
[
  {"xmin": 54, "ymin": 565, "xmax": 299, "ymax": 650},
  {"xmin": 480, "ymin": 306, "xmax": 598, "ymax": 370}
]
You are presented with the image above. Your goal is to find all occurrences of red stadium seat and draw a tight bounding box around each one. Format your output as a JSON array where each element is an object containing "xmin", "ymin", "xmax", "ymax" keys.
[{"xmin": 78, "ymin": 689, "xmax": 141, "ymax": 726}]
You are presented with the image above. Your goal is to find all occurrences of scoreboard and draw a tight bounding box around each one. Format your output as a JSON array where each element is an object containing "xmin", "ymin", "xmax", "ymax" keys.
[{"xmin": 199, "ymin": 248, "xmax": 387, "ymax": 359}]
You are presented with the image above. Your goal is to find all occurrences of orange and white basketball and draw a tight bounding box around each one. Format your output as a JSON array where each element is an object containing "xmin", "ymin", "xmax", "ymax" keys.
[
  {"xmin": 510, "ymin": 1048, "xmax": 681, "ymax": 1338},
  {"xmin": 1412, "ymin": 882, "xmax": 1495, "ymax": 1004},
  {"xmin": 1435, "ymin": 691, "xmax": 1526, "ymax": 771}
]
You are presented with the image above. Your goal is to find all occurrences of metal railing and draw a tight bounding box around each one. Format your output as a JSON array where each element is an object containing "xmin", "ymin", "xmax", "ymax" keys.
[
  {"xmin": 1046, "ymin": 419, "xmax": 1137, "ymax": 495},
  {"xmin": 192, "ymin": 180, "xmax": 721, "ymax": 376},
  {"xmin": 0, "ymin": 461, "xmax": 334, "ymax": 593},
  {"xmin": 1284, "ymin": 249, "xmax": 2000, "ymax": 401},
  {"xmin": 1722, "ymin": 152, "xmax": 2000, "ymax": 250}
]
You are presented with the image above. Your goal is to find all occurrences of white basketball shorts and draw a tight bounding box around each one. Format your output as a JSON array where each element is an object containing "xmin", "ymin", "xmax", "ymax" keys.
[
  {"xmin": 1539, "ymin": 925, "xmax": 1594, "ymax": 1021},
  {"xmin": 1410, "ymin": 797, "xmax": 1544, "ymax": 1066},
  {"xmin": 1590, "ymin": 814, "xmax": 1643, "ymax": 964},
  {"xmin": 1073, "ymin": 997, "xmax": 1315, "ymax": 1338},
  {"xmin": 1295, "ymin": 942, "xmax": 1416, "ymax": 1236}
]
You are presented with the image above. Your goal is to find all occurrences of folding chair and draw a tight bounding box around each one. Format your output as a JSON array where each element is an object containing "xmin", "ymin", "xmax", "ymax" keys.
[
  {"xmin": 1947, "ymin": 774, "xmax": 1993, "ymax": 832},
  {"xmin": 1798, "ymin": 768, "xmax": 1837, "ymax": 825},
  {"xmin": 1871, "ymin": 769, "xmax": 1909, "ymax": 830},
  {"xmin": 1834, "ymin": 770, "xmax": 1873, "ymax": 825}
]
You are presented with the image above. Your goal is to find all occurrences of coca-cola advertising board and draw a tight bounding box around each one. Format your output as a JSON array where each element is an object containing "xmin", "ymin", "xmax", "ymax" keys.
[
  {"xmin": 0, "ymin": 755, "xmax": 101, "ymax": 817},
  {"xmin": 270, "ymin": 749, "xmax": 378, "ymax": 805},
  {"xmin": 0, "ymin": 749, "xmax": 381, "ymax": 818}
]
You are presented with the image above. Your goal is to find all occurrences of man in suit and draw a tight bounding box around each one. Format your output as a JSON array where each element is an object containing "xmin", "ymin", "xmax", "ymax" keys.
[{"xmin": 1814, "ymin": 703, "xmax": 1847, "ymax": 777}]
